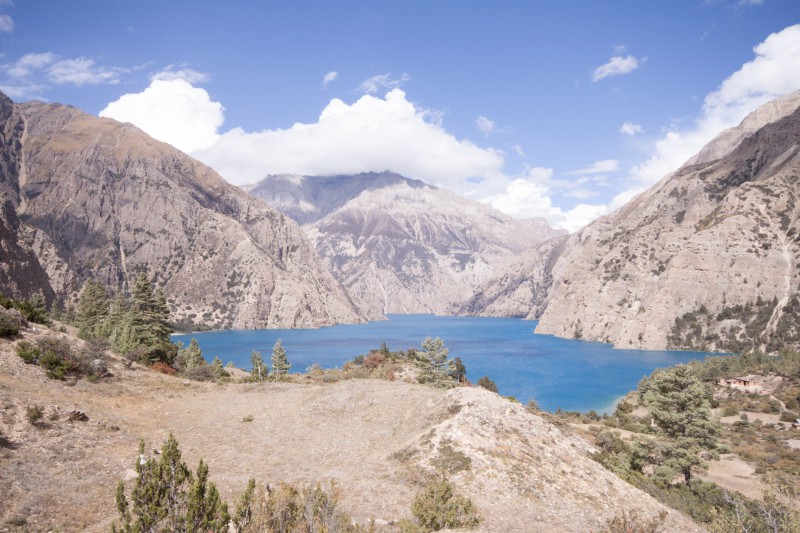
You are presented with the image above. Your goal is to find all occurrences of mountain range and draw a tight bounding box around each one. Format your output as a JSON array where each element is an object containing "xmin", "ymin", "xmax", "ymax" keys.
[
  {"xmin": 248, "ymin": 172, "xmax": 564, "ymax": 314},
  {"xmin": 0, "ymin": 92, "xmax": 369, "ymax": 329},
  {"xmin": 1, "ymin": 88, "xmax": 799, "ymax": 353}
]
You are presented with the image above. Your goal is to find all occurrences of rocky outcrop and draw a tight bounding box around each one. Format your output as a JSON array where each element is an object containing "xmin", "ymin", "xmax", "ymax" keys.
[
  {"xmin": 249, "ymin": 172, "xmax": 565, "ymax": 314},
  {"xmin": 531, "ymin": 91, "xmax": 800, "ymax": 350},
  {"xmin": 0, "ymin": 92, "xmax": 369, "ymax": 329},
  {"xmin": 0, "ymin": 93, "xmax": 55, "ymax": 302}
]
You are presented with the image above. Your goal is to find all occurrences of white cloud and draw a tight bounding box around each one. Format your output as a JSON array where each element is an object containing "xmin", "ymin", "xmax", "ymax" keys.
[
  {"xmin": 6, "ymin": 52, "xmax": 56, "ymax": 78},
  {"xmin": 475, "ymin": 115, "xmax": 495, "ymax": 135},
  {"xmin": 564, "ymin": 188, "xmax": 599, "ymax": 200},
  {"xmin": 512, "ymin": 144, "xmax": 525, "ymax": 157},
  {"xmin": 0, "ymin": 14, "xmax": 13, "ymax": 33},
  {"xmin": 485, "ymin": 175, "xmax": 608, "ymax": 232},
  {"xmin": 3, "ymin": 52, "xmax": 123, "ymax": 89},
  {"xmin": 322, "ymin": 70, "xmax": 338, "ymax": 87},
  {"xmin": 152, "ymin": 65, "xmax": 209, "ymax": 84},
  {"xmin": 188, "ymin": 88, "xmax": 503, "ymax": 187},
  {"xmin": 620, "ymin": 122, "xmax": 643, "ymax": 135},
  {"xmin": 47, "ymin": 58, "xmax": 121, "ymax": 86},
  {"xmin": 566, "ymin": 159, "xmax": 620, "ymax": 175},
  {"xmin": 357, "ymin": 73, "xmax": 410, "ymax": 94},
  {"xmin": 592, "ymin": 55, "xmax": 639, "ymax": 82},
  {"xmin": 100, "ymin": 78, "xmax": 224, "ymax": 153},
  {"xmin": 629, "ymin": 24, "xmax": 800, "ymax": 186}
]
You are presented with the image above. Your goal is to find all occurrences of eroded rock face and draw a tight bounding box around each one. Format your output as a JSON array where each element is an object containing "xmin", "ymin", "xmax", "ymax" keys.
[
  {"xmin": 0, "ymin": 93, "xmax": 369, "ymax": 329},
  {"xmin": 529, "ymin": 91, "xmax": 800, "ymax": 350},
  {"xmin": 249, "ymin": 172, "xmax": 566, "ymax": 314}
]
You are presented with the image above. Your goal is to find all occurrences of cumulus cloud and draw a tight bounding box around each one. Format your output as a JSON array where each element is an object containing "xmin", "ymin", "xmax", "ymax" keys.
[
  {"xmin": 486, "ymin": 174, "xmax": 608, "ymax": 232},
  {"xmin": 566, "ymin": 159, "xmax": 620, "ymax": 175},
  {"xmin": 193, "ymin": 88, "xmax": 503, "ymax": 186},
  {"xmin": 0, "ymin": 14, "xmax": 13, "ymax": 33},
  {"xmin": 100, "ymin": 78, "xmax": 223, "ymax": 153},
  {"xmin": 322, "ymin": 70, "xmax": 338, "ymax": 87},
  {"xmin": 620, "ymin": 122, "xmax": 643, "ymax": 135},
  {"xmin": 475, "ymin": 115, "xmax": 495, "ymax": 135},
  {"xmin": 357, "ymin": 73, "xmax": 410, "ymax": 94},
  {"xmin": 592, "ymin": 55, "xmax": 639, "ymax": 82},
  {"xmin": 629, "ymin": 24, "xmax": 800, "ymax": 186}
]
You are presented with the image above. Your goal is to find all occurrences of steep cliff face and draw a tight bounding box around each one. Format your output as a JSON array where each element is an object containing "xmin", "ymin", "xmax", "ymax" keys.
[
  {"xmin": 250, "ymin": 172, "xmax": 565, "ymax": 314},
  {"xmin": 0, "ymin": 93, "xmax": 368, "ymax": 329},
  {"xmin": 0, "ymin": 93, "xmax": 55, "ymax": 302},
  {"xmin": 534, "ymin": 91, "xmax": 800, "ymax": 350}
]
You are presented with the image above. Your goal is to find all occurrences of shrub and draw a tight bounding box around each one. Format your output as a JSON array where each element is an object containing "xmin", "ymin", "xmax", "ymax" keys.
[
  {"xmin": 0, "ymin": 310, "xmax": 19, "ymax": 337},
  {"xmin": 16, "ymin": 341, "xmax": 41, "ymax": 364},
  {"xmin": 410, "ymin": 478, "xmax": 480, "ymax": 531},
  {"xmin": 477, "ymin": 376, "xmax": 498, "ymax": 393},
  {"xmin": 780, "ymin": 410, "xmax": 800, "ymax": 423},
  {"xmin": 722, "ymin": 406, "xmax": 739, "ymax": 417},
  {"xmin": 26, "ymin": 404, "xmax": 44, "ymax": 425},
  {"xmin": 150, "ymin": 361, "xmax": 177, "ymax": 376},
  {"xmin": 182, "ymin": 364, "xmax": 216, "ymax": 381}
]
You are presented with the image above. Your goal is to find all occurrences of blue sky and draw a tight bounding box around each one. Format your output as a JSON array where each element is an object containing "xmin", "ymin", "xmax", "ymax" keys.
[{"xmin": 1, "ymin": 1, "xmax": 798, "ymax": 231}]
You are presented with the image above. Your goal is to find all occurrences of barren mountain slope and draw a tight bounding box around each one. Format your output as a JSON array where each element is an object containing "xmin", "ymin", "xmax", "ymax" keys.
[
  {"xmin": 534, "ymin": 91, "xmax": 800, "ymax": 350},
  {"xmin": 0, "ymin": 92, "xmax": 369, "ymax": 329},
  {"xmin": 0, "ymin": 330, "xmax": 699, "ymax": 532},
  {"xmin": 250, "ymin": 172, "xmax": 565, "ymax": 314}
]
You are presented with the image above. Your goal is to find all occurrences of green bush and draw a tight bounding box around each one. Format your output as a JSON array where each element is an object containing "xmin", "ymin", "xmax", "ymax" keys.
[
  {"xmin": 16, "ymin": 341, "xmax": 41, "ymax": 364},
  {"xmin": 477, "ymin": 376, "xmax": 498, "ymax": 393},
  {"xmin": 780, "ymin": 410, "xmax": 800, "ymax": 423},
  {"xmin": 0, "ymin": 311, "xmax": 19, "ymax": 337},
  {"xmin": 410, "ymin": 478, "xmax": 480, "ymax": 532}
]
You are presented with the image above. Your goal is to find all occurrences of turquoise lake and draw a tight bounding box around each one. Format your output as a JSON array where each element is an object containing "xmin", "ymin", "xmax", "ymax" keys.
[{"xmin": 174, "ymin": 314, "xmax": 712, "ymax": 413}]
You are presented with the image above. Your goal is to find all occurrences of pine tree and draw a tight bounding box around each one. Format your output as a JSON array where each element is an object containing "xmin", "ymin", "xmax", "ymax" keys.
[
  {"xmin": 210, "ymin": 356, "xmax": 225, "ymax": 378},
  {"xmin": 270, "ymin": 340, "xmax": 291, "ymax": 380},
  {"xmin": 176, "ymin": 339, "xmax": 205, "ymax": 370},
  {"xmin": 419, "ymin": 337, "xmax": 455, "ymax": 388},
  {"xmin": 638, "ymin": 364, "xmax": 720, "ymax": 485},
  {"xmin": 114, "ymin": 434, "xmax": 229, "ymax": 533},
  {"xmin": 76, "ymin": 279, "xmax": 110, "ymax": 340},
  {"xmin": 250, "ymin": 350, "xmax": 267, "ymax": 381}
]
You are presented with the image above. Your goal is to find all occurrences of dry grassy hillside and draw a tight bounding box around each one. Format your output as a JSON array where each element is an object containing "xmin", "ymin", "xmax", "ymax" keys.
[{"xmin": 0, "ymin": 325, "xmax": 700, "ymax": 532}]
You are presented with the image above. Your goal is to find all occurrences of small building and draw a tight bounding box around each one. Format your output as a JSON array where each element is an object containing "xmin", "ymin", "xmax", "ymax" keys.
[{"xmin": 719, "ymin": 376, "xmax": 763, "ymax": 393}]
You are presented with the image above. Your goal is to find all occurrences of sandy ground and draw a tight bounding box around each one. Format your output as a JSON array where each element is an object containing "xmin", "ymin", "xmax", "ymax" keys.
[{"xmin": 699, "ymin": 454, "xmax": 763, "ymax": 501}]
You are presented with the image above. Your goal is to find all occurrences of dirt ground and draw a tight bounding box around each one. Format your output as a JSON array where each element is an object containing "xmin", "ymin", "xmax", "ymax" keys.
[{"xmin": 0, "ymin": 328, "xmax": 702, "ymax": 532}]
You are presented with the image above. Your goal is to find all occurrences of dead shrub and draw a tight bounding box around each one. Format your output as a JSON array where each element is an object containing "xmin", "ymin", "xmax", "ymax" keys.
[{"xmin": 150, "ymin": 361, "xmax": 177, "ymax": 376}]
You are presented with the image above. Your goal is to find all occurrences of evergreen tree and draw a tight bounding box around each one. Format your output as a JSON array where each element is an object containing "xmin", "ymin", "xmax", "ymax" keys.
[
  {"xmin": 114, "ymin": 434, "xmax": 229, "ymax": 533},
  {"xmin": 76, "ymin": 279, "xmax": 110, "ymax": 339},
  {"xmin": 419, "ymin": 337, "xmax": 455, "ymax": 388},
  {"xmin": 210, "ymin": 356, "xmax": 225, "ymax": 378},
  {"xmin": 450, "ymin": 357, "xmax": 467, "ymax": 383},
  {"xmin": 638, "ymin": 364, "xmax": 721, "ymax": 485},
  {"xmin": 187, "ymin": 460, "xmax": 230, "ymax": 532},
  {"xmin": 250, "ymin": 350, "xmax": 267, "ymax": 381},
  {"xmin": 176, "ymin": 339, "xmax": 205, "ymax": 371},
  {"xmin": 270, "ymin": 340, "xmax": 290, "ymax": 380}
]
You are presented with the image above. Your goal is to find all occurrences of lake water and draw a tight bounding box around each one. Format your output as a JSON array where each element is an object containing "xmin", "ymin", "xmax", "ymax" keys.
[{"xmin": 174, "ymin": 314, "xmax": 711, "ymax": 413}]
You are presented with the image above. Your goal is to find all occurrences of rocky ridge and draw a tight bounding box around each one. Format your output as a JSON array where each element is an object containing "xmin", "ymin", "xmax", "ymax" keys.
[
  {"xmin": 250, "ymin": 172, "xmax": 565, "ymax": 314},
  {"xmin": 470, "ymin": 91, "xmax": 800, "ymax": 351},
  {"xmin": 0, "ymin": 92, "xmax": 369, "ymax": 329}
]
